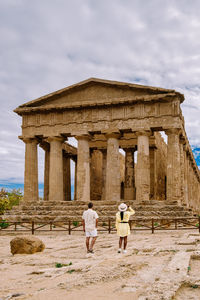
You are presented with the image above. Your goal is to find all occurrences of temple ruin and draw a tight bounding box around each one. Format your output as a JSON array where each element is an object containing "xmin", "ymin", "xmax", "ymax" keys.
[{"xmin": 10, "ymin": 78, "xmax": 200, "ymax": 221}]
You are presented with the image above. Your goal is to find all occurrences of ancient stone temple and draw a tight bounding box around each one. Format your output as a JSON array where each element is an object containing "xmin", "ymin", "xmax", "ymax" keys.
[{"xmin": 13, "ymin": 78, "xmax": 200, "ymax": 218}]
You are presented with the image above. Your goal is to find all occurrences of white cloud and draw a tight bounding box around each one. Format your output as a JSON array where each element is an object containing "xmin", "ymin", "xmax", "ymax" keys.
[{"xmin": 0, "ymin": 0, "xmax": 200, "ymax": 184}]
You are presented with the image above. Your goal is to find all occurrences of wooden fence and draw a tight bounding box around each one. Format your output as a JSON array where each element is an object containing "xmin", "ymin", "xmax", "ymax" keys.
[{"xmin": 0, "ymin": 217, "xmax": 200, "ymax": 235}]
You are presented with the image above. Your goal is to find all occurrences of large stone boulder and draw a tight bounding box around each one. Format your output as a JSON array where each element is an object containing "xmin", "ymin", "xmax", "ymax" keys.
[{"xmin": 10, "ymin": 236, "xmax": 45, "ymax": 255}]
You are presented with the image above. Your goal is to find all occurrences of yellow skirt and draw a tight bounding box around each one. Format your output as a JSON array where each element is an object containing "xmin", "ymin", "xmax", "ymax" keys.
[{"xmin": 117, "ymin": 223, "xmax": 130, "ymax": 237}]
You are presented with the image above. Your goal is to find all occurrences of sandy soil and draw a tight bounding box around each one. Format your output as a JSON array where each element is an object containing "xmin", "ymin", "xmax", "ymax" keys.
[{"xmin": 1, "ymin": 230, "xmax": 200, "ymax": 300}]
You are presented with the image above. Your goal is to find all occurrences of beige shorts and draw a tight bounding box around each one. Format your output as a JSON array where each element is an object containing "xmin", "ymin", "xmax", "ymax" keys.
[{"xmin": 85, "ymin": 229, "xmax": 97, "ymax": 237}]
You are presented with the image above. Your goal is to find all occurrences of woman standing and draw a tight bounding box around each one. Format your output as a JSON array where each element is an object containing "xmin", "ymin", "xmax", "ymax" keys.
[{"xmin": 116, "ymin": 203, "xmax": 135, "ymax": 253}]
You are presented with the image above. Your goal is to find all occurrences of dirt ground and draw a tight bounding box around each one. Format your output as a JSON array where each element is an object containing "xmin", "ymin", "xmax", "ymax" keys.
[{"xmin": 1, "ymin": 229, "xmax": 200, "ymax": 300}]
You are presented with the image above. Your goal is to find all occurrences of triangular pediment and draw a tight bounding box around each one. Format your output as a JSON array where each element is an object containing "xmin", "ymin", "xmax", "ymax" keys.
[{"xmin": 15, "ymin": 78, "xmax": 184, "ymax": 114}]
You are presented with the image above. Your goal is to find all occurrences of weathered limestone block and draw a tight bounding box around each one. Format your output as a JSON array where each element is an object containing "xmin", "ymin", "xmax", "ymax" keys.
[
  {"xmin": 136, "ymin": 131, "xmax": 151, "ymax": 202},
  {"xmin": 10, "ymin": 236, "xmax": 45, "ymax": 255},
  {"xmin": 76, "ymin": 135, "xmax": 90, "ymax": 201}
]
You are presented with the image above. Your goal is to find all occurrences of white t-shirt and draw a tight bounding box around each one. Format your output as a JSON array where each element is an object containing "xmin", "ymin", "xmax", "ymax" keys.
[{"xmin": 82, "ymin": 209, "xmax": 99, "ymax": 231}]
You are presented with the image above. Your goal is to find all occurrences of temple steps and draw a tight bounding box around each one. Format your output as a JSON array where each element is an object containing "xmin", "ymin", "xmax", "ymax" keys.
[{"xmin": 1, "ymin": 199, "xmax": 196, "ymax": 223}]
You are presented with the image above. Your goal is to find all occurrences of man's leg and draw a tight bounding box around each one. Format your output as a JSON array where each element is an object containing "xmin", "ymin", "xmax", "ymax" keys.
[
  {"xmin": 90, "ymin": 236, "xmax": 97, "ymax": 250},
  {"xmin": 86, "ymin": 237, "xmax": 90, "ymax": 251},
  {"xmin": 124, "ymin": 236, "xmax": 127, "ymax": 250}
]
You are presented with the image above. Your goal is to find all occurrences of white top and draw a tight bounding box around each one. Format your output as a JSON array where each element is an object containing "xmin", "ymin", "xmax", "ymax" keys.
[{"xmin": 82, "ymin": 209, "xmax": 99, "ymax": 231}]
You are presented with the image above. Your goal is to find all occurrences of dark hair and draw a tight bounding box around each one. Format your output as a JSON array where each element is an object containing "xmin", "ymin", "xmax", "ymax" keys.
[
  {"xmin": 88, "ymin": 202, "xmax": 93, "ymax": 209},
  {"xmin": 120, "ymin": 211, "xmax": 124, "ymax": 221}
]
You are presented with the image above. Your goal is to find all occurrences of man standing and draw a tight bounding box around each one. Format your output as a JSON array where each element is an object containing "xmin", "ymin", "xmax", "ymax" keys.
[{"xmin": 82, "ymin": 202, "xmax": 99, "ymax": 253}]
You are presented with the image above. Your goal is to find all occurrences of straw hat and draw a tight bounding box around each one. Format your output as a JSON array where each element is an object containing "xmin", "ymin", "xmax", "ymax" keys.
[{"xmin": 118, "ymin": 203, "xmax": 127, "ymax": 212}]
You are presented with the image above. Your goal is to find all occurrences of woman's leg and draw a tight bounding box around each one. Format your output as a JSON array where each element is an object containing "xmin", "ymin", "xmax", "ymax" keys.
[
  {"xmin": 124, "ymin": 236, "xmax": 127, "ymax": 250},
  {"xmin": 119, "ymin": 237, "xmax": 123, "ymax": 249}
]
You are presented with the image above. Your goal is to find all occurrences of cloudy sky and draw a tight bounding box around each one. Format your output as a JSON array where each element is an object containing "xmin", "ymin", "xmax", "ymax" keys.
[{"xmin": 0, "ymin": 0, "xmax": 200, "ymax": 193}]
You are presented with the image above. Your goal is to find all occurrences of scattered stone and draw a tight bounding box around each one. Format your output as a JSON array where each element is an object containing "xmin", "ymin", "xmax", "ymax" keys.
[
  {"xmin": 177, "ymin": 238, "xmax": 197, "ymax": 245},
  {"xmin": 29, "ymin": 271, "xmax": 45, "ymax": 275},
  {"xmin": 10, "ymin": 236, "xmax": 45, "ymax": 255},
  {"xmin": 11, "ymin": 293, "xmax": 25, "ymax": 298}
]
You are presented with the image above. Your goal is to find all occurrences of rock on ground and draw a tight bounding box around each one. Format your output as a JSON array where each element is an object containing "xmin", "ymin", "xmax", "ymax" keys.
[{"xmin": 10, "ymin": 236, "xmax": 45, "ymax": 255}]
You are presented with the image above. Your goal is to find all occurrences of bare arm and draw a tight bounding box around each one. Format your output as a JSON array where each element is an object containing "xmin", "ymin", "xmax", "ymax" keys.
[
  {"xmin": 82, "ymin": 219, "xmax": 85, "ymax": 232},
  {"xmin": 129, "ymin": 206, "xmax": 135, "ymax": 216},
  {"xmin": 96, "ymin": 218, "xmax": 98, "ymax": 228}
]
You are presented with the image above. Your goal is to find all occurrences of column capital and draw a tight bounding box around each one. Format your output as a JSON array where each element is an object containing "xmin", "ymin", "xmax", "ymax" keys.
[
  {"xmin": 75, "ymin": 134, "xmax": 91, "ymax": 141},
  {"xmin": 104, "ymin": 132, "xmax": 121, "ymax": 139},
  {"xmin": 102, "ymin": 128, "xmax": 121, "ymax": 140},
  {"xmin": 135, "ymin": 130, "xmax": 152, "ymax": 137},
  {"xmin": 46, "ymin": 136, "xmax": 65, "ymax": 143},
  {"xmin": 21, "ymin": 137, "xmax": 39, "ymax": 144},
  {"xmin": 165, "ymin": 128, "xmax": 181, "ymax": 136}
]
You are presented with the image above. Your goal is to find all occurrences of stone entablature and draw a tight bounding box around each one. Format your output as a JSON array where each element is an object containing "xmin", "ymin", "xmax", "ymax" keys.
[{"xmin": 14, "ymin": 78, "xmax": 200, "ymax": 211}]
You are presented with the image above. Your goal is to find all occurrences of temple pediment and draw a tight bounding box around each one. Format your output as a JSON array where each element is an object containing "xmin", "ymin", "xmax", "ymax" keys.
[{"xmin": 14, "ymin": 78, "xmax": 184, "ymax": 114}]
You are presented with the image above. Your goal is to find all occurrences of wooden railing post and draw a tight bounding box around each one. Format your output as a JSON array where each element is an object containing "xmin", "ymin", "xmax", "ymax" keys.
[
  {"xmin": 31, "ymin": 221, "xmax": 34, "ymax": 235},
  {"xmin": 50, "ymin": 222, "xmax": 52, "ymax": 231},
  {"xmin": 14, "ymin": 222, "xmax": 17, "ymax": 231},
  {"xmin": 175, "ymin": 219, "xmax": 177, "ymax": 230},
  {"xmin": 199, "ymin": 216, "xmax": 200, "ymax": 234},
  {"xmin": 108, "ymin": 219, "xmax": 111, "ymax": 234},
  {"xmin": 69, "ymin": 220, "xmax": 71, "ymax": 235},
  {"xmin": 151, "ymin": 218, "xmax": 154, "ymax": 234}
]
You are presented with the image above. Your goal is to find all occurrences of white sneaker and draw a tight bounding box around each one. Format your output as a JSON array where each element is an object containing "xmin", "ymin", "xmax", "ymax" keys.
[
  {"xmin": 118, "ymin": 248, "xmax": 122, "ymax": 253},
  {"xmin": 123, "ymin": 250, "xmax": 127, "ymax": 254}
]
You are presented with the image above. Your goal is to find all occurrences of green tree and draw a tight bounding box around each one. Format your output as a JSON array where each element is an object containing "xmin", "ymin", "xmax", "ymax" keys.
[{"xmin": 0, "ymin": 188, "xmax": 23, "ymax": 214}]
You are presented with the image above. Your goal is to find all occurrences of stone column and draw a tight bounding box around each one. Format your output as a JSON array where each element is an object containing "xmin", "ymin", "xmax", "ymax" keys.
[
  {"xmin": 149, "ymin": 146, "xmax": 156, "ymax": 200},
  {"xmin": 48, "ymin": 137, "xmax": 65, "ymax": 201},
  {"xmin": 188, "ymin": 158, "xmax": 192, "ymax": 206},
  {"xmin": 44, "ymin": 145, "xmax": 50, "ymax": 201},
  {"xmin": 179, "ymin": 137, "xmax": 185, "ymax": 204},
  {"xmin": 76, "ymin": 135, "xmax": 90, "ymax": 201},
  {"xmin": 165, "ymin": 129, "xmax": 181, "ymax": 202},
  {"xmin": 124, "ymin": 148, "xmax": 136, "ymax": 200},
  {"xmin": 105, "ymin": 133, "xmax": 121, "ymax": 201},
  {"xmin": 101, "ymin": 149, "xmax": 107, "ymax": 200},
  {"xmin": 136, "ymin": 131, "xmax": 151, "ymax": 202},
  {"xmin": 23, "ymin": 138, "xmax": 39, "ymax": 201},
  {"xmin": 63, "ymin": 154, "xmax": 71, "ymax": 201},
  {"xmin": 183, "ymin": 145, "xmax": 189, "ymax": 206},
  {"xmin": 74, "ymin": 157, "xmax": 77, "ymax": 200}
]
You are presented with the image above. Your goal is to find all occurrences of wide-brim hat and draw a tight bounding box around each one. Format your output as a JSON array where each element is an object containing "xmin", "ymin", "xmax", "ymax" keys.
[{"xmin": 118, "ymin": 203, "xmax": 127, "ymax": 212}]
